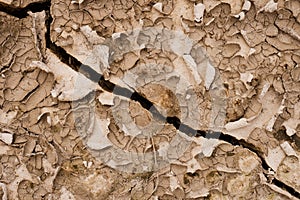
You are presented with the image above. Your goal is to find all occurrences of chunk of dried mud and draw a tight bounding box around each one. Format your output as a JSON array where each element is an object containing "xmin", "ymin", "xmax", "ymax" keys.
[
  {"xmin": 0, "ymin": 11, "xmax": 43, "ymax": 72},
  {"xmin": 0, "ymin": 132, "xmax": 13, "ymax": 145}
]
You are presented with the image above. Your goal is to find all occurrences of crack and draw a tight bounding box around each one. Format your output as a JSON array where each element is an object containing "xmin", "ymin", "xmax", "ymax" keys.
[
  {"xmin": 1, "ymin": 2, "xmax": 299, "ymax": 198},
  {"xmin": 45, "ymin": 10, "xmax": 81, "ymax": 72},
  {"xmin": 273, "ymin": 179, "xmax": 300, "ymax": 199},
  {"xmin": 0, "ymin": 0, "xmax": 50, "ymax": 18}
]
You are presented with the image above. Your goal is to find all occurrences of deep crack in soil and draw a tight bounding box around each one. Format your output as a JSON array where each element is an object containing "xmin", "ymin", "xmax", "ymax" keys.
[
  {"xmin": 0, "ymin": 1, "xmax": 300, "ymax": 199},
  {"xmin": 0, "ymin": 0, "xmax": 50, "ymax": 18}
]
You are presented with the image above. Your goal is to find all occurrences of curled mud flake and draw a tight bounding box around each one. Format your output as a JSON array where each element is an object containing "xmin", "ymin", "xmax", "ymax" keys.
[
  {"xmin": 112, "ymin": 8, "xmax": 128, "ymax": 20},
  {"xmin": 153, "ymin": 2, "xmax": 163, "ymax": 13},
  {"xmin": 204, "ymin": 61, "xmax": 216, "ymax": 90},
  {"xmin": 258, "ymin": 0, "xmax": 278, "ymax": 13},
  {"xmin": 161, "ymin": 0, "xmax": 174, "ymax": 15},
  {"xmin": 194, "ymin": 3, "xmax": 205, "ymax": 23},
  {"xmin": 242, "ymin": 0, "xmax": 251, "ymax": 11},
  {"xmin": 239, "ymin": 71, "xmax": 254, "ymax": 86},
  {"xmin": 280, "ymin": 142, "xmax": 297, "ymax": 157},
  {"xmin": 37, "ymin": 107, "xmax": 60, "ymax": 126},
  {"xmin": 23, "ymin": 138, "xmax": 37, "ymax": 156},
  {"xmin": 234, "ymin": 11, "xmax": 245, "ymax": 21},
  {"xmin": 0, "ymin": 132, "xmax": 13, "ymax": 145},
  {"xmin": 154, "ymin": 17, "xmax": 174, "ymax": 30},
  {"xmin": 185, "ymin": 186, "xmax": 210, "ymax": 198},
  {"xmin": 183, "ymin": 55, "xmax": 202, "ymax": 84},
  {"xmin": 51, "ymin": 2, "xmax": 69, "ymax": 17},
  {"xmin": 196, "ymin": 137, "xmax": 224, "ymax": 157},
  {"xmin": 55, "ymin": 26, "xmax": 109, "ymax": 74},
  {"xmin": 264, "ymin": 183, "xmax": 300, "ymax": 200},
  {"xmin": 102, "ymin": 16, "xmax": 114, "ymax": 28},
  {"xmin": 266, "ymin": 145, "xmax": 286, "ymax": 172},
  {"xmin": 97, "ymin": 91, "xmax": 114, "ymax": 106},
  {"xmin": 225, "ymin": 118, "xmax": 248, "ymax": 131}
]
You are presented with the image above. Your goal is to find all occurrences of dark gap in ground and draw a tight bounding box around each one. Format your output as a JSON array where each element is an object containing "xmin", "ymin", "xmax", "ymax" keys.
[
  {"xmin": 273, "ymin": 179, "xmax": 300, "ymax": 198},
  {"xmin": 45, "ymin": 10, "xmax": 82, "ymax": 72},
  {"xmin": 0, "ymin": 1, "xmax": 299, "ymax": 198},
  {"xmin": 0, "ymin": 0, "xmax": 50, "ymax": 18}
]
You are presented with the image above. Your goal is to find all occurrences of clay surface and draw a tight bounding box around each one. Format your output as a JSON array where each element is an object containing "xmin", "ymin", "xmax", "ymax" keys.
[{"xmin": 0, "ymin": 0, "xmax": 300, "ymax": 199}]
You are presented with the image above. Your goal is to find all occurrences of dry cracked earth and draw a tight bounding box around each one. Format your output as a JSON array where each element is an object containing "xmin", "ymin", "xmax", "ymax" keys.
[{"xmin": 0, "ymin": 0, "xmax": 300, "ymax": 199}]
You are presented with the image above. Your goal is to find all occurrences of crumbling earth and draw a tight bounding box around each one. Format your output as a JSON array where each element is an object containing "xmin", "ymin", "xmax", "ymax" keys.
[{"xmin": 0, "ymin": 0, "xmax": 300, "ymax": 199}]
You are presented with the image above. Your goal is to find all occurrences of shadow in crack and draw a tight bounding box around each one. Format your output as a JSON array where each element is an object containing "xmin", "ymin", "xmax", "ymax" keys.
[{"xmin": 0, "ymin": 0, "xmax": 50, "ymax": 18}]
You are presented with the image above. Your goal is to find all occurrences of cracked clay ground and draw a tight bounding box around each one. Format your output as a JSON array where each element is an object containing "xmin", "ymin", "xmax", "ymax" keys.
[{"xmin": 0, "ymin": 0, "xmax": 300, "ymax": 199}]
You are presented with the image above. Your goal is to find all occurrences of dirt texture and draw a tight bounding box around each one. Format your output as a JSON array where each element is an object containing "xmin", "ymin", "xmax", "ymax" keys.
[{"xmin": 0, "ymin": 0, "xmax": 300, "ymax": 199}]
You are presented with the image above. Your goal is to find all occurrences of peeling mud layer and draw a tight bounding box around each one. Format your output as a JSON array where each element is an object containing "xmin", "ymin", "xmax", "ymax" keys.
[{"xmin": 0, "ymin": 0, "xmax": 300, "ymax": 199}]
